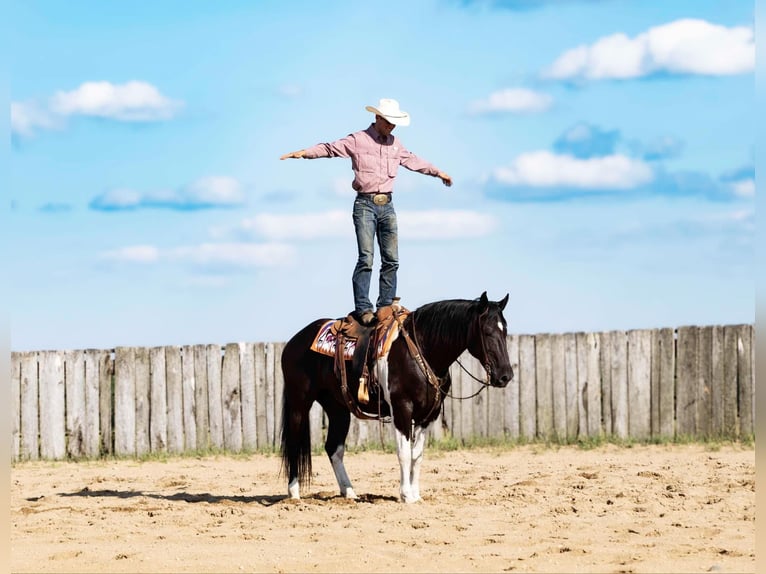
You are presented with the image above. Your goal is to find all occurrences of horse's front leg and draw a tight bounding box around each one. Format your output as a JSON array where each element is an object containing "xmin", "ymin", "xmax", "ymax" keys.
[
  {"xmin": 409, "ymin": 425, "xmax": 427, "ymax": 501},
  {"xmin": 395, "ymin": 425, "xmax": 424, "ymax": 503}
]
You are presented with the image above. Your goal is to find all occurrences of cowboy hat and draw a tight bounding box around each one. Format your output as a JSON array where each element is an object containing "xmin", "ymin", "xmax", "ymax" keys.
[{"xmin": 365, "ymin": 98, "xmax": 410, "ymax": 126}]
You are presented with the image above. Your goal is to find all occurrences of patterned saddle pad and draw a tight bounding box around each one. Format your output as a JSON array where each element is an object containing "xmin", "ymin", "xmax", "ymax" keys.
[{"xmin": 310, "ymin": 306, "xmax": 409, "ymax": 360}]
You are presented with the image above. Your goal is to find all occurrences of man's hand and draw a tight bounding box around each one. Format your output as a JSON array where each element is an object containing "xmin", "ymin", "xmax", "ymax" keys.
[
  {"xmin": 280, "ymin": 150, "xmax": 305, "ymax": 160},
  {"xmin": 438, "ymin": 172, "xmax": 453, "ymax": 187}
]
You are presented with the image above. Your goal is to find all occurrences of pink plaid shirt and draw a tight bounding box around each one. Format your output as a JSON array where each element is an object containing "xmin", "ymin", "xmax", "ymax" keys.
[{"xmin": 302, "ymin": 124, "xmax": 440, "ymax": 194}]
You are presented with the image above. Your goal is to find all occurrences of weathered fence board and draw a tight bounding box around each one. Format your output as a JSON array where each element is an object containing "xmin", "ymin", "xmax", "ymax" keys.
[
  {"xmin": 572, "ymin": 333, "xmax": 588, "ymax": 439},
  {"xmin": 737, "ymin": 324, "xmax": 753, "ymax": 437},
  {"xmin": 206, "ymin": 344, "xmax": 224, "ymax": 449},
  {"xmin": 610, "ymin": 331, "xmax": 628, "ymax": 439},
  {"xmin": 221, "ymin": 342, "xmax": 243, "ymax": 452},
  {"xmin": 149, "ymin": 347, "xmax": 168, "ymax": 453},
  {"xmin": 84, "ymin": 349, "xmax": 104, "ymax": 458},
  {"xmin": 265, "ymin": 343, "xmax": 277, "ymax": 447},
  {"xmin": 585, "ymin": 332, "xmax": 602, "ymax": 438},
  {"xmin": 134, "ymin": 347, "xmax": 151, "ymax": 456},
  {"xmin": 254, "ymin": 343, "xmax": 268, "ymax": 448},
  {"xmin": 599, "ymin": 333, "xmax": 612, "ymax": 435},
  {"xmin": 114, "ymin": 347, "xmax": 136, "ymax": 456},
  {"xmin": 504, "ymin": 335, "xmax": 520, "ymax": 440},
  {"xmin": 12, "ymin": 353, "xmax": 21, "ymax": 461},
  {"xmin": 722, "ymin": 326, "xmax": 739, "ymax": 438},
  {"xmin": 65, "ymin": 350, "xmax": 86, "ymax": 458},
  {"xmin": 651, "ymin": 328, "xmax": 675, "ymax": 438},
  {"xmin": 676, "ymin": 327, "xmax": 698, "ymax": 437},
  {"xmin": 709, "ymin": 327, "xmax": 725, "ymax": 438},
  {"xmin": 566, "ymin": 333, "xmax": 580, "ymax": 440},
  {"xmin": 697, "ymin": 327, "xmax": 713, "ymax": 439},
  {"xmin": 193, "ymin": 344, "xmax": 210, "ymax": 450},
  {"xmin": 181, "ymin": 345, "xmax": 197, "ymax": 452},
  {"xmin": 19, "ymin": 352, "xmax": 37, "ymax": 460},
  {"xmin": 535, "ymin": 335, "xmax": 553, "ymax": 439},
  {"xmin": 550, "ymin": 334, "xmax": 567, "ymax": 441},
  {"xmin": 518, "ymin": 335, "xmax": 536, "ymax": 440},
  {"xmin": 97, "ymin": 350, "xmax": 113, "ymax": 455},
  {"xmin": 239, "ymin": 343, "xmax": 257, "ymax": 451},
  {"xmin": 468, "ymin": 353, "xmax": 487, "ymax": 439},
  {"xmin": 273, "ymin": 342, "xmax": 287, "ymax": 449},
  {"xmin": 39, "ymin": 351, "xmax": 66, "ymax": 460},
  {"xmin": 627, "ymin": 330, "xmax": 651, "ymax": 440},
  {"xmin": 11, "ymin": 323, "xmax": 756, "ymax": 462},
  {"xmin": 457, "ymin": 355, "xmax": 474, "ymax": 441},
  {"xmin": 166, "ymin": 346, "xmax": 184, "ymax": 454}
]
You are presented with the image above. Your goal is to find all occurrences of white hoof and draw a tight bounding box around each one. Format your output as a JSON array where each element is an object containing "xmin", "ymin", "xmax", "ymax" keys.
[
  {"xmin": 288, "ymin": 482, "xmax": 300, "ymax": 500},
  {"xmin": 342, "ymin": 487, "xmax": 358, "ymax": 499},
  {"xmin": 400, "ymin": 493, "xmax": 421, "ymax": 504}
]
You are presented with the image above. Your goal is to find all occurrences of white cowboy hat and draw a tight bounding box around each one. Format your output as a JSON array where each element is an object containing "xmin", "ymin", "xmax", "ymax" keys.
[{"xmin": 365, "ymin": 98, "xmax": 410, "ymax": 126}]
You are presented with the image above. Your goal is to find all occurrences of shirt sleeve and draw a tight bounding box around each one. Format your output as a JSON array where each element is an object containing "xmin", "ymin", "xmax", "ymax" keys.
[
  {"xmin": 398, "ymin": 145, "xmax": 440, "ymax": 176},
  {"xmin": 302, "ymin": 133, "xmax": 357, "ymax": 159}
]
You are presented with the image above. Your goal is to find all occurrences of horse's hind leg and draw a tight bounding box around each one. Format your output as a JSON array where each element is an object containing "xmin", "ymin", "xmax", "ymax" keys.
[{"xmin": 318, "ymin": 395, "xmax": 356, "ymax": 499}]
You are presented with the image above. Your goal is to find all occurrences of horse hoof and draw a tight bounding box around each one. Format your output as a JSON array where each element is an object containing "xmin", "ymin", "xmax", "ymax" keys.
[
  {"xmin": 400, "ymin": 494, "xmax": 421, "ymax": 504},
  {"xmin": 342, "ymin": 487, "xmax": 358, "ymax": 499}
]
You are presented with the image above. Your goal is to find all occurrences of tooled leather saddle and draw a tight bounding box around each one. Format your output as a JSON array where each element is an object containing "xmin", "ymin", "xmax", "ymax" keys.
[{"xmin": 310, "ymin": 304, "xmax": 410, "ymax": 420}]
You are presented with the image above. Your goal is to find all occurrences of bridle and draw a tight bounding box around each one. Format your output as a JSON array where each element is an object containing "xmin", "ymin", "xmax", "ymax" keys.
[
  {"xmin": 450, "ymin": 309, "xmax": 497, "ymax": 399},
  {"xmin": 395, "ymin": 307, "xmax": 498, "ymax": 410}
]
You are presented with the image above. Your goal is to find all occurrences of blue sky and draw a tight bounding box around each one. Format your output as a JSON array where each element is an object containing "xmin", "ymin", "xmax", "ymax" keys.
[{"xmin": 9, "ymin": 0, "xmax": 754, "ymax": 351}]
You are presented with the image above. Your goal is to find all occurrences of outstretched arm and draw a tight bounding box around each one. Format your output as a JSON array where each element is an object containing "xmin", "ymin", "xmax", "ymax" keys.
[
  {"xmin": 280, "ymin": 134, "xmax": 357, "ymax": 161},
  {"xmin": 436, "ymin": 172, "xmax": 452, "ymax": 187},
  {"xmin": 280, "ymin": 150, "xmax": 306, "ymax": 160}
]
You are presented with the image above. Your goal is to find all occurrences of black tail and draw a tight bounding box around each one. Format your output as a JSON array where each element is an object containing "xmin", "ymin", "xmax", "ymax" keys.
[{"xmin": 280, "ymin": 349, "xmax": 313, "ymax": 489}]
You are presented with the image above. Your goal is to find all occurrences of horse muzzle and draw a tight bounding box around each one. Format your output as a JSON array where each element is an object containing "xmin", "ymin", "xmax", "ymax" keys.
[{"xmin": 487, "ymin": 365, "xmax": 514, "ymax": 388}]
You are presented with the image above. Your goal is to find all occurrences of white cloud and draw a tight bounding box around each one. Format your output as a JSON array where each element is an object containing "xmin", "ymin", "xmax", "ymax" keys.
[
  {"xmin": 469, "ymin": 88, "xmax": 553, "ymax": 114},
  {"xmin": 544, "ymin": 18, "xmax": 754, "ymax": 80},
  {"xmin": 492, "ymin": 151, "xmax": 654, "ymax": 189},
  {"xmin": 50, "ymin": 81, "xmax": 183, "ymax": 121},
  {"xmin": 100, "ymin": 245, "xmax": 160, "ymax": 263},
  {"xmin": 181, "ymin": 176, "xmax": 245, "ymax": 206},
  {"xmin": 168, "ymin": 242, "xmax": 296, "ymax": 268},
  {"xmin": 278, "ymin": 84, "xmax": 303, "ymax": 98},
  {"xmin": 238, "ymin": 210, "xmax": 352, "ymax": 241},
  {"xmin": 228, "ymin": 209, "xmax": 497, "ymax": 241},
  {"xmin": 399, "ymin": 210, "xmax": 498, "ymax": 239},
  {"xmin": 11, "ymin": 101, "xmax": 59, "ymax": 136},
  {"xmin": 99, "ymin": 242, "xmax": 295, "ymax": 269},
  {"xmin": 90, "ymin": 176, "xmax": 245, "ymax": 211},
  {"xmin": 729, "ymin": 179, "xmax": 755, "ymax": 198}
]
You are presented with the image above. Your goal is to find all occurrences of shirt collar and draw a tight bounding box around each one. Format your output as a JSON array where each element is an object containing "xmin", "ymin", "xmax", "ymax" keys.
[{"xmin": 367, "ymin": 123, "xmax": 390, "ymax": 144}]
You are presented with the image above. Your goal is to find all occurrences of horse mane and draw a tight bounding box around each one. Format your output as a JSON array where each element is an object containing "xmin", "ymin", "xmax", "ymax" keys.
[{"xmin": 408, "ymin": 298, "xmax": 477, "ymax": 351}]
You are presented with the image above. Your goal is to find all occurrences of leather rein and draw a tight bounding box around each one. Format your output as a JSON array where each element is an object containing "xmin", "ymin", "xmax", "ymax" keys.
[{"xmin": 394, "ymin": 308, "xmax": 494, "ymax": 412}]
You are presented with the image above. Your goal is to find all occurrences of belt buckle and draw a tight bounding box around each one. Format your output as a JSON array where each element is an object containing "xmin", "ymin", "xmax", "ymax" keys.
[{"xmin": 373, "ymin": 193, "xmax": 389, "ymax": 205}]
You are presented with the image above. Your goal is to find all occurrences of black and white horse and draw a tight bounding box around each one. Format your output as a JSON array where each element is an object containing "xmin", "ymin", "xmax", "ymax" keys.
[{"xmin": 280, "ymin": 292, "xmax": 513, "ymax": 502}]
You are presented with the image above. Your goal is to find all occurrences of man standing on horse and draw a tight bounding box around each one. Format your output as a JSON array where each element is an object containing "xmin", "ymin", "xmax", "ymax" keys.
[{"xmin": 280, "ymin": 98, "xmax": 452, "ymax": 325}]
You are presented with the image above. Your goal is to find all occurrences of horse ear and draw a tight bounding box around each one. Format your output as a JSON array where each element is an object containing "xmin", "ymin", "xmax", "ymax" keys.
[
  {"xmin": 499, "ymin": 293, "xmax": 509, "ymax": 311},
  {"xmin": 478, "ymin": 291, "xmax": 489, "ymax": 312}
]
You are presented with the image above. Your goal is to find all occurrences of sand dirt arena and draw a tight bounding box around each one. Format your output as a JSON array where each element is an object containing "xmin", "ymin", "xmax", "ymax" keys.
[{"xmin": 11, "ymin": 444, "xmax": 754, "ymax": 573}]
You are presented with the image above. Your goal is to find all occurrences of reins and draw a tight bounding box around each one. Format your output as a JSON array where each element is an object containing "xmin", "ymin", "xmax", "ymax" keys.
[{"xmin": 396, "ymin": 308, "xmax": 494, "ymax": 407}]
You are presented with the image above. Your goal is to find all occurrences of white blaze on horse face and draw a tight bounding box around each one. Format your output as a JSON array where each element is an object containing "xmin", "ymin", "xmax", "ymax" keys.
[{"xmin": 497, "ymin": 321, "xmax": 504, "ymax": 332}]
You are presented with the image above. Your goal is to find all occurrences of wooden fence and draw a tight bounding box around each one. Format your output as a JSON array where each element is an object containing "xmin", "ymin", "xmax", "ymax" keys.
[{"xmin": 10, "ymin": 324, "xmax": 754, "ymax": 462}]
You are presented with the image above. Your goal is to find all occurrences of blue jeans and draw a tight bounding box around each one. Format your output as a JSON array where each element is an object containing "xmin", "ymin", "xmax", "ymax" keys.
[{"xmin": 352, "ymin": 195, "xmax": 399, "ymax": 313}]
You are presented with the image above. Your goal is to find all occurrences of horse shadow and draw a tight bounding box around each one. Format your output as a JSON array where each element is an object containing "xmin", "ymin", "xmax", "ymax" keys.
[
  {"xmin": 56, "ymin": 488, "xmax": 398, "ymax": 506},
  {"xmin": 57, "ymin": 487, "xmax": 287, "ymax": 507}
]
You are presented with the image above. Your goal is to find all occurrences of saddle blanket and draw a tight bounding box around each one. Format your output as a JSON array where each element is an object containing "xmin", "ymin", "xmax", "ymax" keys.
[{"xmin": 310, "ymin": 309, "xmax": 409, "ymax": 361}]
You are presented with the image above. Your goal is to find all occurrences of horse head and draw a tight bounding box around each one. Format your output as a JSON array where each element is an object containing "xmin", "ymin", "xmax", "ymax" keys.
[{"xmin": 468, "ymin": 291, "xmax": 514, "ymax": 388}]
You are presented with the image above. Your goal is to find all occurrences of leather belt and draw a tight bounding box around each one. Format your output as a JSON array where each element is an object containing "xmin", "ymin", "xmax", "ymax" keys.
[{"xmin": 357, "ymin": 193, "xmax": 392, "ymax": 205}]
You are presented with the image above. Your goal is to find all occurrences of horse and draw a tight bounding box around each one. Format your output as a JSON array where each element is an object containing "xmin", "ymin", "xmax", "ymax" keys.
[{"xmin": 279, "ymin": 292, "xmax": 513, "ymax": 503}]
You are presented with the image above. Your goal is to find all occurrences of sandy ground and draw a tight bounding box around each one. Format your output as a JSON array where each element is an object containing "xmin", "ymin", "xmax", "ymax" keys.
[{"xmin": 11, "ymin": 444, "xmax": 754, "ymax": 574}]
